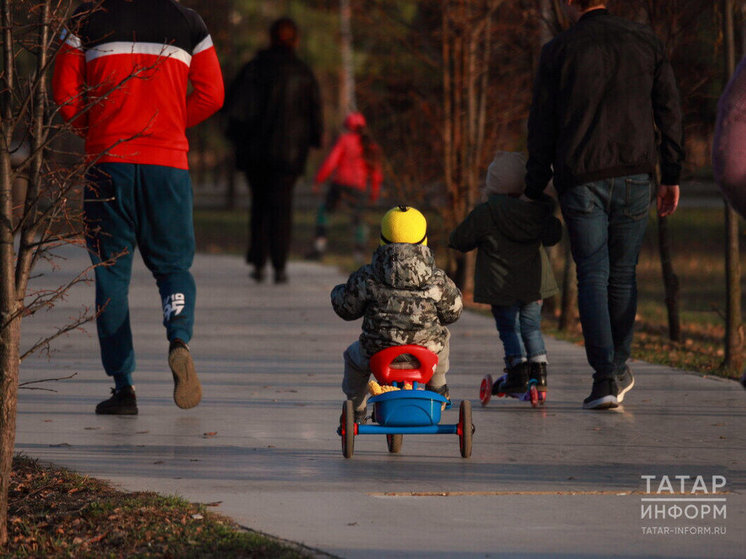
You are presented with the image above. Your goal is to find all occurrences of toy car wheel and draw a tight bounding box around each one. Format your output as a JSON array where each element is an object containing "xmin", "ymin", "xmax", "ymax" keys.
[
  {"xmin": 458, "ymin": 400, "xmax": 473, "ymax": 458},
  {"xmin": 529, "ymin": 384, "xmax": 539, "ymax": 407},
  {"xmin": 341, "ymin": 400, "xmax": 355, "ymax": 458},
  {"xmin": 386, "ymin": 434, "xmax": 403, "ymax": 453},
  {"xmin": 479, "ymin": 374, "xmax": 493, "ymax": 407}
]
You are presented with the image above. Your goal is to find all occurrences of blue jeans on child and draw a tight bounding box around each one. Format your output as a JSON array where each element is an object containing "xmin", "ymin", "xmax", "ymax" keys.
[
  {"xmin": 491, "ymin": 301, "xmax": 547, "ymax": 368},
  {"xmin": 558, "ymin": 174, "xmax": 651, "ymax": 382}
]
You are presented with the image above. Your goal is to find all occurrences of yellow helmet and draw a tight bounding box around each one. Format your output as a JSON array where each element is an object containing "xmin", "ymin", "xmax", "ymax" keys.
[{"xmin": 380, "ymin": 205, "xmax": 427, "ymax": 246}]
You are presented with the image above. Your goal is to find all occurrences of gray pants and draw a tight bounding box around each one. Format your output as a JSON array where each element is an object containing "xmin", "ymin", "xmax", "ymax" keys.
[{"xmin": 342, "ymin": 335, "xmax": 451, "ymax": 412}]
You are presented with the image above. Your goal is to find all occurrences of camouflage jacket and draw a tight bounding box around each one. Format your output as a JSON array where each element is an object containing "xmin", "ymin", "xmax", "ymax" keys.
[{"xmin": 331, "ymin": 243, "xmax": 463, "ymax": 357}]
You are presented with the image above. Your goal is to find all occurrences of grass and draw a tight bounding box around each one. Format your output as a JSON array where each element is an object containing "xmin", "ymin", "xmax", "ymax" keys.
[
  {"xmin": 193, "ymin": 203, "xmax": 746, "ymax": 382},
  {"xmin": 3, "ymin": 456, "xmax": 315, "ymax": 558}
]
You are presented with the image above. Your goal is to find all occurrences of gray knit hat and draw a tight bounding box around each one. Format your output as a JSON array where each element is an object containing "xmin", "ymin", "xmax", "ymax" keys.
[{"xmin": 485, "ymin": 151, "xmax": 527, "ymax": 196}]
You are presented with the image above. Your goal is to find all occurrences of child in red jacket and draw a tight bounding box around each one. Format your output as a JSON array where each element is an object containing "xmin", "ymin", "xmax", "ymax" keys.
[{"xmin": 309, "ymin": 112, "xmax": 383, "ymax": 261}]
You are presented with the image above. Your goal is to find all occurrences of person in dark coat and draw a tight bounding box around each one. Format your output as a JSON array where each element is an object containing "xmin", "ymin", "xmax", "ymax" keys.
[
  {"xmin": 450, "ymin": 152, "xmax": 561, "ymax": 397},
  {"xmin": 224, "ymin": 17, "xmax": 323, "ymax": 283},
  {"xmin": 525, "ymin": 0, "xmax": 684, "ymax": 409}
]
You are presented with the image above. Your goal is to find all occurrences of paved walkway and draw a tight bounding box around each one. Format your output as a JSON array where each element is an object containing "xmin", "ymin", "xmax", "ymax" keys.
[{"xmin": 16, "ymin": 246, "xmax": 745, "ymax": 558}]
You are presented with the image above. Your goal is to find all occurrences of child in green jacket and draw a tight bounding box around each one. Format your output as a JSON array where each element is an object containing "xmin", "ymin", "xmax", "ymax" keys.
[{"xmin": 449, "ymin": 151, "xmax": 561, "ymax": 396}]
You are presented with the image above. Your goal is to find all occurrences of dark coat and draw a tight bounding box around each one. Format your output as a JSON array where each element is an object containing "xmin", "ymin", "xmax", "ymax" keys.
[
  {"xmin": 525, "ymin": 9, "xmax": 684, "ymax": 198},
  {"xmin": 449, "ymin": 194, "xmax": 561, "ymax": 306},
  {"xmin": 224, "ymin": 46, "xmax": 323, "ymax": 175}
]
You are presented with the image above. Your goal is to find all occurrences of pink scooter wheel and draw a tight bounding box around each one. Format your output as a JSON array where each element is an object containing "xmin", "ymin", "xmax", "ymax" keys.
[{"xmin": 479, "ymin": 374, "xmax": 493, "ymax": 407}]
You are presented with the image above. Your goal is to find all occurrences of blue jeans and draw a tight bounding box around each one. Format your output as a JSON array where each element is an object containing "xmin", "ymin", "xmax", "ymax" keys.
[
  {"xmin": 559, "ymin": 175, "xmax": 651, "ymax": 381},
  {"xmin": 85, "ymin": 163, "xmax": 196, "ymax": 378},
  {"xmin": 491, "ymin": 302, "xmax": 547, "ymax": 368}
]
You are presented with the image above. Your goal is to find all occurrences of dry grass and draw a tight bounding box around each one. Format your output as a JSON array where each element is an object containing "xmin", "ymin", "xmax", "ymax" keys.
[{"xmin": 3, "ymin": 456, "xmax": 314, "ymax": 558}]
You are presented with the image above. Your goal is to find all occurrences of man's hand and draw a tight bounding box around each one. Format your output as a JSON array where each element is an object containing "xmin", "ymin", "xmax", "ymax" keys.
[{"xmin": 657, "ymin": 184, "xmax": 679, "ymax": 217}]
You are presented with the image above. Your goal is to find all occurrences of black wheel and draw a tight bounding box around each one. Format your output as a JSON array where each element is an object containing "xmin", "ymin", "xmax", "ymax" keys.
[
  {"xmin": 341, "ymin": 400, "xmax": 355, "ymax": 458},
  {"xmin": 386, "ymin": 433, "xmax": 403, "ymax": 453},
  {"xmin": 458, "ymin": 400, "xmax": 473, "ymax": 458}
]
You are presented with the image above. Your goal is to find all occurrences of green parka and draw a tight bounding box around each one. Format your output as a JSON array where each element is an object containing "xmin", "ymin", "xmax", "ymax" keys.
[{"xmin": 449, "ymin": 193, "xmax": 561, "ymax": 306}]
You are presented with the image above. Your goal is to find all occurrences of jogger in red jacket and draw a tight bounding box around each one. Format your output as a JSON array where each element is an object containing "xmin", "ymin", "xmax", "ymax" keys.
[{"xmin": 53, "ymin": 0, "xmax": 224, "ymax": 415}]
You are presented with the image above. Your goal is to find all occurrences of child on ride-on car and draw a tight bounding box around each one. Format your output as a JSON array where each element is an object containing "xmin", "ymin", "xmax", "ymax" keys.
[{"xmin": 331, "ymin": 205, "xmax": 463, "ymax": 423}]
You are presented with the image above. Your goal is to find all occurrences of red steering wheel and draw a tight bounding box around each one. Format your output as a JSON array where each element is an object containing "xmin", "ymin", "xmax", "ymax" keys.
[{"xmin": 369, "ymin": 345, "xmax": 438, "ymax": 386}]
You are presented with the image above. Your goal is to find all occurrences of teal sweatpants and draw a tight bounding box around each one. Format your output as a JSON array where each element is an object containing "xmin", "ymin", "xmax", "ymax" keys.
[{"xmin": 84, "ymin": 163, "xmax": 196, "ymax": 378}]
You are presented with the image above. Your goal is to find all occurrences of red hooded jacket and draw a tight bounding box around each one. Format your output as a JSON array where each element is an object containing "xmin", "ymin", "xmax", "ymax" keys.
[{"xmin": 314, "ymin": 114, "xmax": 383, "ymax": 201}]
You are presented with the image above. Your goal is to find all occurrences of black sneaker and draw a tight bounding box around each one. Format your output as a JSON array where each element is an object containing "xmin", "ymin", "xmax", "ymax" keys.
[
  {"xmin": 583, "ymin": 378, "xmax": 619, "ymax": 410},
  {"xmin": 168, "ymin": 339, "xmax": 202, "ymax": 409},
  {"xmin": 274, "ymin": 269, "xmax": 288, "ymax": 284},
  {"xmin": 250, "ymin": 268, "xmax": 265, "ymax": 283},
  {"xmin": 615, "ymin": 367, "xmax": 635, "ymax": 403},
  {"xmin": 529, "ymin": 362, "xmax": 548, "ymax": 392},
  {"xmin": 498, "ymin": 362, "xmax": 529, "ymax": 394},
  {"xmin": 95, "ymin": 386, "xmax": 138, "ymax": 415}
]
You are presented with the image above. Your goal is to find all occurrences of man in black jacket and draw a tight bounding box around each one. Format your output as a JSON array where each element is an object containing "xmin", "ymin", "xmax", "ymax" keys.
[
  {"xmin": 225, "ymin": 17, "xmax": 323, "ymax": 283},
  {"xmin": 525, "ymin": 1, "xmax": 684, "ymax": 410}
]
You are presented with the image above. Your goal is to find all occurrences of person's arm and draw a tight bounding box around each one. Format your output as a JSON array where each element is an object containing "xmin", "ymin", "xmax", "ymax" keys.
[
  {"xmin": 186, "ymin": 31, "xmax": 224, "ymax": 128},
  {"xmin": 651, "ymin": 38, "xmax": 684, "ymax": 206},
  {"xmin": 435, "ymin": 271, "xmax": 463, "ymax": 325},
  {"xmin": 184, "ymin": 12, "xmax": 224, "ymax": 128},
  {"xmin": 448, "ymin": 204, "xmax": 488, "ymax": 253},
  {"xmin": 331, "ymin": 268, "xmax": 369, "ymax": 321},
  {"xmin": 314, "ymin": 136, "xmax": 345, "ymax": 186},
  {"xmin": 52, "ymin": 26, "xmax": 89, "ymax": 135},
  {"xmin": 525, "ymin": 44, "xmax": 558, "ymax": 200},
  {"xmin": 368, "ymin": 154, "xmax": 383, "ymax": 203}
]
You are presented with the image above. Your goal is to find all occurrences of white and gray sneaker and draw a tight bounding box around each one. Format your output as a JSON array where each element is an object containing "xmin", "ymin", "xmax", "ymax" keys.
[{"xmin": 616, "ymin": 367, "xmax": 635, "ymax": 404}]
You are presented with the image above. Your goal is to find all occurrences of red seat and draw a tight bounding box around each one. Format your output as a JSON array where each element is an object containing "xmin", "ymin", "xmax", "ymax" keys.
[{"xmin": 369, "ymin": 345, "xmax": 438, "ymax": 386}]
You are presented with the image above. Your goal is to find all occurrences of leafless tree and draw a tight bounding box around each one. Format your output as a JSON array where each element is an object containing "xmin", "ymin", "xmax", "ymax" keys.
[
  {"xmin": 0, "ymin": 0, "xmax": 154, "ymax": 544},
  {"xmin": 721, "ymin": 0, "xmax": 744, "ymax": 370},
  {"xmin": 339, "ymin": 0, "xmax": 357, "ymax": 116},
  {"xmin": 441, "ymin": 0, "xmax": 503, "ymax": 298}
]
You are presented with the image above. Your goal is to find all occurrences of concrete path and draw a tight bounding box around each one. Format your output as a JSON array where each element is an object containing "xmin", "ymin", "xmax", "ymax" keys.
[{"xmin": 16, "ymin": 246, "xmax": 745, "ymax": 558}]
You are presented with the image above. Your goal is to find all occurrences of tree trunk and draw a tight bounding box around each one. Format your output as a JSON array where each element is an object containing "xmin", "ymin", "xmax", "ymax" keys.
[
  {"xmin": 0, "ymin": 0, "xmax": 17, "ymax": 544},
  {"xmin": 0, "ymin": 317, "xmax": 20, "ymax": 547},
  {"xmin": 722, "ymin": 0, "xmax": 743, "ymax": 370},
  {"xmin": 441, "ymin": 0, "xmax": 499, "ymax": 293},
  {"xmin": 724, "ymin": 203, "xmax": 743, "ymax": 368},
  {"xmin": 658, "ymin": 214, "xmax": 681, "ymax": 341},
  {"xmin": 339, "ymin": 0, "xmax": 357, "ymax": 116}
]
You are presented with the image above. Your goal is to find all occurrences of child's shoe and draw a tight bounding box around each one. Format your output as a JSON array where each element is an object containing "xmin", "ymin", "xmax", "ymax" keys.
[
  {"xmin": 496, "ymin": 362, "xmax": 529, "ymax": 394},
  {"xmin": 426, "ymin": 383, "xmax": 451, "ymax": 410},
  {"xmin": 529, "ymin": 362, "xmax": 547, "ymax": 392}
]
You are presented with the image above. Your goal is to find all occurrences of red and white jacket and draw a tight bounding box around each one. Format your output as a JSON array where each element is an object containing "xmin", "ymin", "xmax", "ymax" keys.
[{"xmin": 52, "ymin": 0, "xmax": 224, "ymax": 170}]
